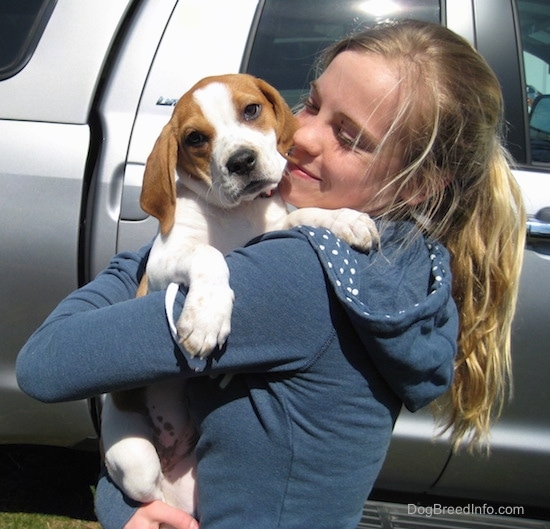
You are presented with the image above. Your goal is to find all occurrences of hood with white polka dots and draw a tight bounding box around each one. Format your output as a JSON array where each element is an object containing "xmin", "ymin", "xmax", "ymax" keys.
[{"xmin": 297, "ymin": 221, "xmax": 458, "ymax": 412}]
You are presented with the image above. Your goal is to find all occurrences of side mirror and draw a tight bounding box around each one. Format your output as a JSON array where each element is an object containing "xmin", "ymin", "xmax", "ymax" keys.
[{"xmin": 530, "ymin": 94, "xmax": 550, "ymax": 162}]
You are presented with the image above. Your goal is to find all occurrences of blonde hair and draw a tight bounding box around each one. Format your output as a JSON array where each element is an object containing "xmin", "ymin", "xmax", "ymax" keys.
[{"xmin": 320, "ymin": 20, "xmax": 526, "ymax": 451}]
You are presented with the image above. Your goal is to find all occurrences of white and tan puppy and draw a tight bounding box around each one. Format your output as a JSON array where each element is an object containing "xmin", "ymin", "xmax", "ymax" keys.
[{"xmin": 101, "ymin": 74, "xmax": 378, "ymax": 518}]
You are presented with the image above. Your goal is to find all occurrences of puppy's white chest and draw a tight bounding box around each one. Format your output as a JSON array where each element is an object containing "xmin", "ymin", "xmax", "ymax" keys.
[
  {"xmin": 173, "ymin": 188, "xmax": 287, "ymax": 254},
  {"xmin": 145, "ymin": 188, "xmax": 287, "ymax": 294}
]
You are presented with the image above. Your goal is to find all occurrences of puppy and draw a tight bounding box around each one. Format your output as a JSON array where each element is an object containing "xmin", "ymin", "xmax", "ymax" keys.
[{"xmin": 101, "ymin": 74, "xmax": 378, "ymax": 518}]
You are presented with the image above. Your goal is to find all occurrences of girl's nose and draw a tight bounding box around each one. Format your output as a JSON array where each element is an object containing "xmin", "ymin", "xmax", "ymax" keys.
[{"xmin": 292, "ymin": 110, "xmax": 322, "ymax": 156}]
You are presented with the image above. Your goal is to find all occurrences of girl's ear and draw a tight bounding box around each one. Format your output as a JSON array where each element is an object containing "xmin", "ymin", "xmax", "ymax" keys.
[{"xmin": 140, "ymin": 124, "xmax": 179, "ymax": 236}]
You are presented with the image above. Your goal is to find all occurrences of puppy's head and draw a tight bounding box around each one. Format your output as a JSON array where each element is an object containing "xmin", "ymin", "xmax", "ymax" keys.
[{"xmin": 140, "ymin": 73, "xmax": 297, "ymax": 235}]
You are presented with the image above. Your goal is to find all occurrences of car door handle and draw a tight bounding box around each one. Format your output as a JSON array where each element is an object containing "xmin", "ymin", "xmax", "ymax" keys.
[
  {"xmin": 527, "ymin": 207, "xmax": 550, "ymax": 242},
  {"xmin": 527, "ymin": 218, "xmax": 550, "ymax": 240},
  {"xmin": 120, "ymin": 163, "xmax": 148, "ymax": 221}
]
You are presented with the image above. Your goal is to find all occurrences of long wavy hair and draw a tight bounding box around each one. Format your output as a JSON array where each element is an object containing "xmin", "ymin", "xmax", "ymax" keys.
[{"xmin": 318, "ymin": 20, "xmax": 526, "ymax": 451}]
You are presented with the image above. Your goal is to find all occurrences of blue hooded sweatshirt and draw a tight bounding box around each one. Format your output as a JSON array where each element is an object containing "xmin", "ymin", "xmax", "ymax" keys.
[{"xmin": 16, "ymin": 222, "xmax": 458, "ymax": 529}]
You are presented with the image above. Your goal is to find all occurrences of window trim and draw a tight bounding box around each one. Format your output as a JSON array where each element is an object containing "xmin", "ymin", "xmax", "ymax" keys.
[
  {"xmin": 473, "ymin": 0, "xmax": 527, "ymax": 164},
  {"xmin": 0, "ymin": 0, "xmax": 57, "ymax": 81}
]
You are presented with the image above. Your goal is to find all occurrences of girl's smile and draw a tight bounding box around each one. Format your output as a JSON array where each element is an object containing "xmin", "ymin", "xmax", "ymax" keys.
[{"xmin": 285, "ymin": 160, "xmax": 322, "ymax": 182}]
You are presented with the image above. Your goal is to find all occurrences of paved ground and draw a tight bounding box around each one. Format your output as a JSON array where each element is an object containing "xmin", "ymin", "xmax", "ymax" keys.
[{"xmin": 0, "ymin": 444, "xmax": 99, "ymax": 521}]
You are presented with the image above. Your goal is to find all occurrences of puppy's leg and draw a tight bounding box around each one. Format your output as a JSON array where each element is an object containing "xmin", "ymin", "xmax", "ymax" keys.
[
  {"xmin": 102, "ymin": 392, "xmax": 164, "ymax": 503},
  {"xmin": 284, "ymin": 207, "xmax": 379, "ymax": 251},
  {"xmin": 173, "ymin": 244, "xmax": 235, "ymax": 358},
  {"xmin": 145, "ymin": 380, "xmax": 198, "ymax": 515}
]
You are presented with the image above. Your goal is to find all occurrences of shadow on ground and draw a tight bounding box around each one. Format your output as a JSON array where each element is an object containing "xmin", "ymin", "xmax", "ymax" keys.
[{"xmin": 0, "ymin": 444, "xmax": 100, "ymax": 521}]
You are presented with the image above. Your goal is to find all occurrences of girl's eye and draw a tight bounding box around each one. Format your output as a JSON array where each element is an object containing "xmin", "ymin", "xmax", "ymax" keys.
[
  {"xmin": 302, "ymin": 96, "xmax": 319, "ymax": 113},
  {"xmin": 337, "ymin": 124, "xmax": 374, "ymax": 153},
  {"xmin": 337, "ymin": 128, "xmax": 358, "ymax": 148}
]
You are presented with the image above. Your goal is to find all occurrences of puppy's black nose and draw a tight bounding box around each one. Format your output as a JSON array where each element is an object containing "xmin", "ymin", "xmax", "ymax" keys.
[{"xmin": 227, "ymin": 149, "xmax": 256, "ymax": 176}]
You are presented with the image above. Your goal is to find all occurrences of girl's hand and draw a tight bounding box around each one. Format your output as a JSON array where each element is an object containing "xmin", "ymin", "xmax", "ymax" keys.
[{"xmin": 124, "ymin": 500, "xmax": 199, "ymax": 529}]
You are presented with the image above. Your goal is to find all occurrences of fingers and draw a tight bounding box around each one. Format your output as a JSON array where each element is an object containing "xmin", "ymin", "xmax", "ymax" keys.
[{"xmin": 124, "ymin": 500, "xmax": 199, "ymax": 529}]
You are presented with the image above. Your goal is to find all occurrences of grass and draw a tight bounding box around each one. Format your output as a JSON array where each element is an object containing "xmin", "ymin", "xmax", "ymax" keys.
[
  {"xmin": 0, "ymin": 512, "xmax": 100, "ymax": 528},
  {"xmin": 0, "ymin": 444, "xmax": 101, "ymax": 529}
]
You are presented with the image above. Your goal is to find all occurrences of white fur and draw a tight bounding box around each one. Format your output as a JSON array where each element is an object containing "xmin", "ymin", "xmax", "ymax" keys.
[{"xmin": 103, "ymin": 381, "xmax": 197, "ymax": 513}]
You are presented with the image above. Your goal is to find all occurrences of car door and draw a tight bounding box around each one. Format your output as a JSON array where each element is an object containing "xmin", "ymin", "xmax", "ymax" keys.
[
  {"xmin": 426, "ymin": 0, "xmax": 550, "ymax": 511},
  {"xmin": 0, "ymin": 0, "xmax": 135, "ymax": 446}
]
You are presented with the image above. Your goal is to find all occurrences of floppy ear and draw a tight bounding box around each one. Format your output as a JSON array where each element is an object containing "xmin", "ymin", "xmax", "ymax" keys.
[
  {"xmin": 256, "ymin": 78, "xmax": 297, "ymax": 155},
  {"xmin": 140, "ymin": 123, "xmax": 179, "ymax": 236}
]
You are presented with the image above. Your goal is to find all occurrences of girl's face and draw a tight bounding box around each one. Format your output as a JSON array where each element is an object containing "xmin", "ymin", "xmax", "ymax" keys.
[{"xmin": 279, "ymin": 50, "xmax": 405, "ymax": 213}]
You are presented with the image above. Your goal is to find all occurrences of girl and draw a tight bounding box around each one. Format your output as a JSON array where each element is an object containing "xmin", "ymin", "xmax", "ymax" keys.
[{"xmin": 16, "ymin": 20, "xmax": 525, "ymax": 529}]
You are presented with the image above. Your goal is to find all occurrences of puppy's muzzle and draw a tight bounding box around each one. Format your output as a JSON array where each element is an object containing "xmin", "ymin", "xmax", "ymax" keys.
[{"xmin": 227, "ymin": 148, "xmax": 257, "ymax": 177}]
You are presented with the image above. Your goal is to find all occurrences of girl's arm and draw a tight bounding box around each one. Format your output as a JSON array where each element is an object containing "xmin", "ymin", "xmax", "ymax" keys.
[{"xmin": 16, "ymin": 231, "xmax": 333, "ymax": 402}]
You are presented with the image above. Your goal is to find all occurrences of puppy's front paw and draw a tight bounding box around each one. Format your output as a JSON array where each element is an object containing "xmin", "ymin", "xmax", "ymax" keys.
[
  {"xmin": 285, "ymin": 207, "xmax": 379, "ymax": 251},
  {"xmin": 177, "ymin": 284, "xmax": 234, "ymax": 358},
  {"xmin": 326, "ymin": 208, "xmax": 379, "ymax": 251}
]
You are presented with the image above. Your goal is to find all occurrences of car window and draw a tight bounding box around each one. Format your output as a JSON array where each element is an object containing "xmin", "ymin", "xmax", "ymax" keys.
[
  {"xmin": 0, "ymin": 0, "xmax": 56, "ymax": 81},
  {"xmin": 244, "ymin": 0, "xmax": 440, "ymax": 108},
  {"xmin": 517, "ymin": 0, "xmax": 550, "ymax": 163}
]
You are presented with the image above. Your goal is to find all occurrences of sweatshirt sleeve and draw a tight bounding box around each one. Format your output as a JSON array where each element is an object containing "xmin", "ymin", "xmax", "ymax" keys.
[{"xmin": 16, "ymin": 231, "xmax": 335, "ymax": 402}]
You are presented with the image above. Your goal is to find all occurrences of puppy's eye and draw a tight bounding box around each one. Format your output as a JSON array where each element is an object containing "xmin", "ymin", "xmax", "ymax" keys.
[
  {"xmin": 185, "ymin": 131, "xmax": 208, "ymax": 147},
  {"xmin": 243, "ymin": 104, "xmax": 261, "ymax": 121}
]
